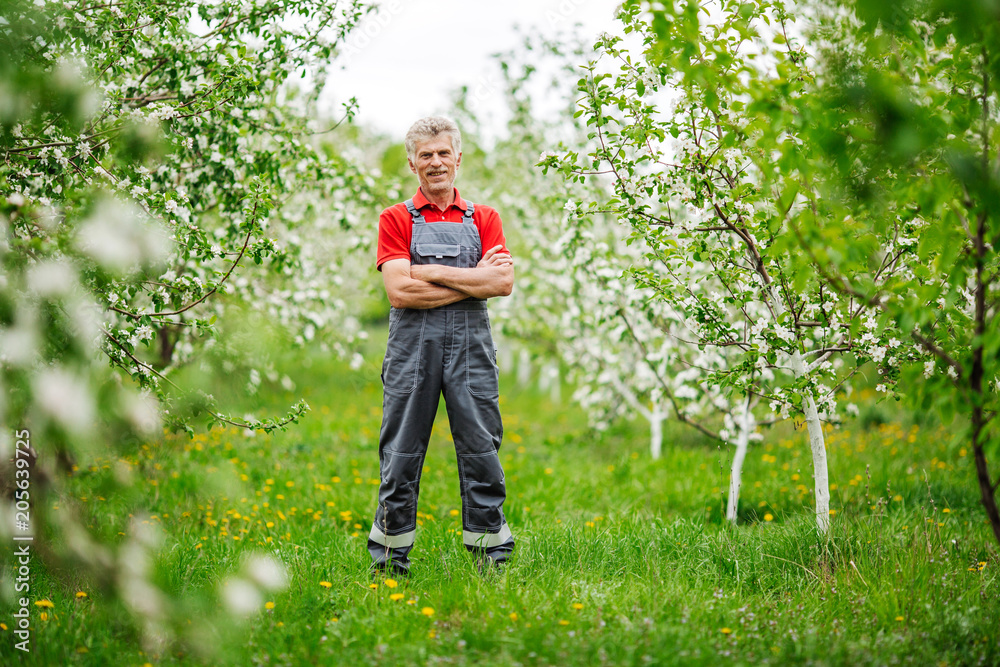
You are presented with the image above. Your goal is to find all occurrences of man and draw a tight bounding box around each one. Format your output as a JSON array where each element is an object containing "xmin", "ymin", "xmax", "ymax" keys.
[{"xmin": 367, "ymin": 116, "xmax": 515, "ymax": 574}]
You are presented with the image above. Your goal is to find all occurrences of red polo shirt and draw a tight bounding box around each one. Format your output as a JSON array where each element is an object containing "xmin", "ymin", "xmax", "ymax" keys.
[{"xmin": 376, "ymin": 188, "xmax": 508, "ymax": 270}]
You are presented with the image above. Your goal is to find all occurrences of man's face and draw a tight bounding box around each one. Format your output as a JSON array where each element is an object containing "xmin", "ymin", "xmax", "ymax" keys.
[{"xmin": 408, "ymin": 135, "xmax": 461, "ymax": 200}]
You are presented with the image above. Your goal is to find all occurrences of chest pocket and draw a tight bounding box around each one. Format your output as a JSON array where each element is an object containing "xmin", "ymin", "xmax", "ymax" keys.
[{"xmin": 415, "ymin": 243, "xmax": 461, "ymax": 261}]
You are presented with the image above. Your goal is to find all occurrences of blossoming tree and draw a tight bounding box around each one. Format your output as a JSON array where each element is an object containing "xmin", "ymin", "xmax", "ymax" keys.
[
  {"xmin": 765, "ymin": 0, "xmax": 1000, "ymax": 544},
  {"xmin": 1, "ymin": 0, "xmax": 381, "ymax": 649},
  {"xmin": 454, "ymin": 35, "xmax": 773, "ymax": 520},
  {"xmin": 541, "ymin": 0, "xmax": 915, "ymax": 532}
]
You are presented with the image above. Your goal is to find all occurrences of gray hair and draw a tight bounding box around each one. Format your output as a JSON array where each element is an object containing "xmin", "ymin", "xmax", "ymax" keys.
[{"xmin": 404, "ymin": 116, "xmax": 462, "ymax": 161}]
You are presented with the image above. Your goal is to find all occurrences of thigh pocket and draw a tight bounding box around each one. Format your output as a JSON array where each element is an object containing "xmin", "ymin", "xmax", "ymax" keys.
[
  {"xmin": 466, "ymin": 314, "xmax": 499, "ymax": 398},
  {"xmin": 382, "ymin": 312, "xmax": 422, "ymax": 395}
]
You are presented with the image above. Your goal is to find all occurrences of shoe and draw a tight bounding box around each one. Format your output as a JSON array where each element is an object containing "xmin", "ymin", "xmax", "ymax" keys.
[
  {"xmin": 371, "ymin": 559, "xmax": 410, "ymax": 577},
  {"xmin": 477, "ymin": 556, "xmax": 505, "ymax": 576}
]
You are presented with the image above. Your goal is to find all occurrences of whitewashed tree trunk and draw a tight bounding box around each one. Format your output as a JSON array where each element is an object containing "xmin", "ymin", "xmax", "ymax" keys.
[
  {"xmin": 609, "ymin": 377, "xmax": 666, "ymax": 459},
  {"xmin": 539, "ymin": 361, "xmax": 561, "ymax": 404},
  {"xmin": 801, "ymin": 392, "xmax": 830, "ymax": 532},
  {"xmin": 517, "ymin": 348, "xmax": 532, "ymax": 388},
  {"xmin": 497, "ymin": 344, "xmax": 513, "ymax": 374},
  {"xmin": 789, "ymin": 351, "xmax": 831, "ymax": 533},
  {"xmin": 649, "ymin": 400, "xmax": 664, "ymax": 460},
  {"xmin": 726, "ymin": 409, "xmax": 753, "ymax": 523}
]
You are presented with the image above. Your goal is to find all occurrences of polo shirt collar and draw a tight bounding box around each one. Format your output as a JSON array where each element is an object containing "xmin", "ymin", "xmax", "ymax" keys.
[{"xmin": 413, "ymin": 187, "xmax": 466, "ymax": 213}]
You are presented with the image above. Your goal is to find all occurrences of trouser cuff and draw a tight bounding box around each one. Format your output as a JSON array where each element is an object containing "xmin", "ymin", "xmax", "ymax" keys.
[{"xmin": 462, "ymin": 523, "xmax": 515, "ymax": 562}]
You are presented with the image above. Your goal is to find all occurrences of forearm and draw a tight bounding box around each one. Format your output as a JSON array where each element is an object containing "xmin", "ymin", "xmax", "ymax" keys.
[
  {"xmin": 387, "ymin": 277, "xmax": 469, "ymax": 309},
  {"xmin": 412, "ymin": 264, "xmax": 514, "ymax": 299}
]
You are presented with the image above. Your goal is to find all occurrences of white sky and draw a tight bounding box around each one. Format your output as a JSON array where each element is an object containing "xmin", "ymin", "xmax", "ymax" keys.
[{"xmin": 323, "ymin": 0, "xmax": 620, "ymax": 138}]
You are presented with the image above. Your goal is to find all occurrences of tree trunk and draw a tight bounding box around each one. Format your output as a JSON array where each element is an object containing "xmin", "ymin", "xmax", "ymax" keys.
[
  {"xmin": 517, "ymin": 348, "xmax": 531, "ymax": 387},
  {"xmin": 802, "ymin": 392, "xmax": 831, "ymax": 533},
  {"xmin": 541, "ymin": 362, "xmax": 561, "ymax": 404},
  {"xmin": 789, "ymin": 351, "xmax": 830, "ymax": 533},
  {"xmin": 970, "ymin": 133, "xmax": 1000, "ymax": 544},
  {"xmin": 972, "ymin": 421, "xmax": 1000, "ymax": 545},
  {"xmin": 157, "ymin": 325, "xmax": 177, "ymax": 368},
  {"xmin": 726, "ymin": 410, "xmax": 752, "ymax": 523},
  {"xmin": 650, "ymin": 401, "xmax": 664, "ymax": 460}
]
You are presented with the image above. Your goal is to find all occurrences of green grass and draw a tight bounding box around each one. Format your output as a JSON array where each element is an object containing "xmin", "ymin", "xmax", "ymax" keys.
[{"xmin": 3, "ymin": 349, "xmax": 999, "ymax": 666}]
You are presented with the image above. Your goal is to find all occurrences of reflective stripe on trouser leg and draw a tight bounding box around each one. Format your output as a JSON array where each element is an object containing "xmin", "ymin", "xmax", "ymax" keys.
[
  {"xmin": 442, "ymin": 309, "xmax": 515, "ymax": 561},
  {"xmin": 463, "ymin": 523, "xmax": 513, "ymax": 549},
  {"xmin": 367, "ymin": 524, "xmax": 417, "ymax": 568}
]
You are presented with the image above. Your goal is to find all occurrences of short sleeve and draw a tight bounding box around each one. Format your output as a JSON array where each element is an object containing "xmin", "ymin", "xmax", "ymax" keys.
[
  {"xmin": 376, "ymin": 205, "xmax": 412, "ymax": 270},
  {"xmin": 476, "ymin": 205, "xmax": 508, "ymax": 259}
]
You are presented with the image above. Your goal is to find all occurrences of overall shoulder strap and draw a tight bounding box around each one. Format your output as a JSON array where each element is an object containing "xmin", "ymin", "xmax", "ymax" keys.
[
  {"xmin": 462, "ymin": 200, "xmax": 475, "ymax": 224},
  {"xmin": 404, "ymin": 199, "xmax": 425, "ymax": 224}
]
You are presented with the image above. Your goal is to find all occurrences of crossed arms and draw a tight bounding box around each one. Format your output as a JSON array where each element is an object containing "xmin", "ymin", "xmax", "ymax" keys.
[{"xmin": 381, "ymin": 245, "xmax": 514, "ymax": 309}]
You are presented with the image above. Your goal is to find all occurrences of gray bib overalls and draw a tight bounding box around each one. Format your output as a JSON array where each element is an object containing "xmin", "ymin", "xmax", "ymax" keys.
[{"xmin": 367, "ymin": 199, "xmax": 514, "ymax": 571}]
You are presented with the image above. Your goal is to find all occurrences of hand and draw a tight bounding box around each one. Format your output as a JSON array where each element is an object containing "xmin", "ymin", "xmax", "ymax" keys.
[{"xmin": 478, "ymin": 245, "xmax": 514, "ymax": 268}]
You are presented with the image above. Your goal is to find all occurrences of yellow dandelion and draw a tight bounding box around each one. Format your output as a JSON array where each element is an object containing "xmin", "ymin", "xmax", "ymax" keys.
[
  {"xmin": 330, "ymin": 617, "xmax": 339, "ymax": 623},
  {"xmin": 35, "ymin": 600, "xmax": 54, "ymax": 608},
  {"xmin": 509, "ymin": 612, "xmax": 518, "ymax": 622},
  {"xmin": 942, "ymin": 508, "xmax": 951, "ymax": 513},
  {"xmin": 558, "ymin": 619, "xmax": 569, "ymax": 626},
  {"xmin": 585, "ymin": 521, "xmax": 595, "ymax": 528},
  {"xmin": 572, "ymin": 603, "xmax": 584, "ymax": 610},
  {"xmin": 893, "ymin": 495, "xmax": 903, "ymax": 502},
  {"xmin": 369, "ymin": 583, "xmax": 378, "ymax": 590},
  {"xmin": 721, "ymin": 627, "xmax": 732, "ymax": 634},
  {"xmin": 384, "ymin": 579, "xmax": 398, "ymax": 589},
  {"xmin": 428, "ymin": 630, "xmax": 436, "ymax": 638},
  {"xmin": 40, "ymin": 612, "xmax": 48, "ymax": 621},
  {"xmin": 265, "ymin": 601, "xmax": 275, "ymax": 610},
  {"xmin": 544, "ymin": 468, "xmax": 553, "ymax": 475},
  {"xmin": 75, "ymin": 591, "xmax": 87, "ymax": 599},
  {"xmin": 828, "ymin": 509, "xmax": 837, "ymax": 516},
  {"xmin": 764, "ymin": 513, "xmax": 774, "ymax": 522},
  {"xmin": 0, "ymin": 623, "xmax": 7, "ymax": 631},
  {"xmin": 449, "ymin": 509, "xmax": 460, "ymax": 517},
  {"xmin": 421, "ymin": 607, "xmax": 435, "ymax": 617},
  {"xmin": 390, "ymin": 593, "xmax": 404, "ymax": 601},
  {"xmin": 319, "ymin": 581, "xmax": 333, "ymax": 588},
  {"xmin": 407, "ymin": 599, "xmax": 417, "ymax": 605}
]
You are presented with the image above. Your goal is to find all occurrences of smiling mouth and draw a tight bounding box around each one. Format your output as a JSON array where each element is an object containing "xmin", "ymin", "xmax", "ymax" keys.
[{"xmin": 428, "ymin": 171, "xmax": 447, "ymax": 177}]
